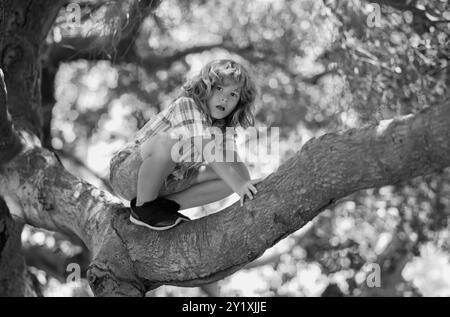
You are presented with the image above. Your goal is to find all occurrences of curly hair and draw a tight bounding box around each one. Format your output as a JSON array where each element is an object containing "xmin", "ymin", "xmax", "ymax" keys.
[{"xmin": 180, "ymin": 59, "xmax": 257, "ymax": 130}]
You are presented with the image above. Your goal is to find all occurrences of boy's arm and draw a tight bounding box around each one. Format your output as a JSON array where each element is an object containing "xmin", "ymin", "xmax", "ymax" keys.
[
  {"xmin": 195, "ymin": 136, "xmax": 256, "ymax": 206},
  {"xmin": 232, "ymin": 161, "xmax": 251, "ymax": 181},
  {"xmin": 208, "ymin": 161, "xmax": 257, "ymax": 206},
  {"xmin": 228, "ymin": 148, "xmax": 251, "ymax": 182}
]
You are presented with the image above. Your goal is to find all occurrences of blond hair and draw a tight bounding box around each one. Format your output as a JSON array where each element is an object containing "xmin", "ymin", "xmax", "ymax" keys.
[{"xmin": 181, "ymin": 59, "xmax": 257, "ymax": 130}]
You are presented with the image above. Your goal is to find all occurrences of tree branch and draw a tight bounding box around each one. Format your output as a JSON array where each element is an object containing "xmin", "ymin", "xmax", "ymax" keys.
[
  {"xmin": 57, "ymin": 149, "xmax": 114, "ymax": 193},
  {"xmin": 0, "ymin": 100, "xmax": 449, "ymax": 296},
  {"xmin": 1, "ymin": 1, "xmax": 66, "ymax": 138},
  {"xmin": 0, "ymin": 69, "xmax": 23, "ymax": 166},
  {"xmin": 46, "ymin": 0, "xmax": 161, "ymax": 68}
]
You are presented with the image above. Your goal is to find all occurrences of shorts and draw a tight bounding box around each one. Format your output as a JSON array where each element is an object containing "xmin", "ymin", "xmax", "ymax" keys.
[{"xmin": 109, "ymin": 142, "xmax": 201, "ymax": 201}]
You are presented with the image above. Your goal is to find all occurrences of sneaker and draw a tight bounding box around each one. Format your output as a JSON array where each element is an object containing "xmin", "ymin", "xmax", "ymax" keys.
[{"xmin": 129, "ymin": 197, "xmax": 190, "ymax": 230}]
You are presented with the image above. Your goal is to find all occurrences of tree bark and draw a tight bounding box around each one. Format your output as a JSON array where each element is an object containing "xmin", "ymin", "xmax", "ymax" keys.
[
  {"xmin": 0, "ymin": 0, "xmax": 65, "ymax": 296},
  {"xmin": 45, "ymin": 0, "xmax": 161, "ymax": 68},
  {"xmin": 0, "ymin": 0, "xmax": 65, "ymax": 136},
  {"xmin": 0, "ymin": 69, "xmax": 22, "ymax": 165},
  {"xmin": 0, "ymin": 100, "xmax": 449, "ymax": 296}
]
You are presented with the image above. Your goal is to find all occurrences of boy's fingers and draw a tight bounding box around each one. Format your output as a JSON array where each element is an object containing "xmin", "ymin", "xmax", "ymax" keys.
[
  {"xmin": 240, "ymin": 196, "xmax": 244, "ymax": 206},
  {"xmin": 250, "ymin": 184, "xmax": 257, "ymax": 193}
]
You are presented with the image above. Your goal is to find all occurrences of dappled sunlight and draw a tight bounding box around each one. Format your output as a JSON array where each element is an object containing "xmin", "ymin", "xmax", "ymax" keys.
[
  {"xmin": 12, "ymin": 0, "xmax": 448, "ymax": 297},
  {"xmin": 403, "ymin": 242, "xmax": 450, "ymax": 296}
]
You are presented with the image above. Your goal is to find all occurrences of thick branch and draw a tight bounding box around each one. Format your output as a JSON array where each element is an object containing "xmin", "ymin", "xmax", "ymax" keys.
[
  {"xmin": 46, "ymin": 0, "xmax": 161, "ymax": 68},
  {"xmin": 0, "ymin": 101, "xmax": 449, "ymax": 296},
  {"xmin": 0, "ymin": 0, "xmax": 66, "ymax": 137},
  {"xmin": 49, "ymin": 36, "xmax": 232, "ymax": 73},
  {"xmin": 0, "ymin": 69, "xmax": 23, "ymax": 166}
]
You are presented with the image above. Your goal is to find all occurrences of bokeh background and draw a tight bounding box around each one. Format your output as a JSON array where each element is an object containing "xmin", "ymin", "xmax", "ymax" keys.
[{"xmin": 26, "ymin": 0, "xmax": 450, "ymax": 296}]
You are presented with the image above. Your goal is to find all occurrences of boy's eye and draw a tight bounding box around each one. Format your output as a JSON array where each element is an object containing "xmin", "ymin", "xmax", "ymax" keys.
[
  {"xmin": 231, "ymin": 92, "xmax": 238, "ymax": 98},
  {"xmin": 215, "ymin": 86, "xmax": 223, "ymax": 91}
]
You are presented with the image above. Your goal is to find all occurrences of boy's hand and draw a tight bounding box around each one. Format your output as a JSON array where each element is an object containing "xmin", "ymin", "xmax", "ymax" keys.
[{"xmin": 237, "ymin": 179, "xmax": 260, "ymax": 207}]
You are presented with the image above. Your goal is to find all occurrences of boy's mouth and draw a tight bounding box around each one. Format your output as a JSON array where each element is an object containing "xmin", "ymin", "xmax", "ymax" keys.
[{"xmin": 216, "ymin": 105, "xmax": 225, "ymax": 112}]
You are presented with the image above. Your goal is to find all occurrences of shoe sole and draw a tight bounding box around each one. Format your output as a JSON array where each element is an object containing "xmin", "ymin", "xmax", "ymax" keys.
[{"xmin": 129, "ymin": 215, "xmax": 189, "ymax": 231}]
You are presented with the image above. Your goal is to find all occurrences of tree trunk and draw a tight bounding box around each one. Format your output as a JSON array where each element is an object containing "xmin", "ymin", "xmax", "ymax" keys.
[{"xmin": 0, "ymin": 0, "xmax": 65, "ymax": 296}]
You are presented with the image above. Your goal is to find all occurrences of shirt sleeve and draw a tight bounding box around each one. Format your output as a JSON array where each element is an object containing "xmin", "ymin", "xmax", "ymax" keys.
[{"xmin": 169, "ymin": 97, "xmax": 212, "ymax": 140}]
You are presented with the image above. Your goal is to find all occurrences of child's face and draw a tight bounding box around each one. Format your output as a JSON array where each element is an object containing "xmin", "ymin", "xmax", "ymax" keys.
[{"xmin": 207, "ymin": 82, "xmax": 241, "ymax": 120}]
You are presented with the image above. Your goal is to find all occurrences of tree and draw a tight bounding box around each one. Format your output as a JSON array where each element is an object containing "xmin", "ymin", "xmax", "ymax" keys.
[{"xmin": 0, "ymin": 0, "xmax": 449, "ymax": 296}]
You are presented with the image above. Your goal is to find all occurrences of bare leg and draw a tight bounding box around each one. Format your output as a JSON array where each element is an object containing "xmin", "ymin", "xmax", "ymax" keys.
[
  {"xmin": 164, "ymin": 178, "xmax": 233, "ymax": 210},
  {"xmin": 163, "ymin": 165, "xmax": 232, "ymax": 209},
  {"xmin": 136, "ymin": 133, "xmax": 177, "ymax": 206},
  {"xmin": 162, "ymin": 164, "xmax": 263, "ymax": 210}
]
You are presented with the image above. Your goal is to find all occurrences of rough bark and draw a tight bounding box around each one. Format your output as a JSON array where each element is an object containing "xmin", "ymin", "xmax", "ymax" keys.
[
  {"xmin": 0, "ymin": 100, "xmax": 448, "ymax": 296},
  {"xmin": 45, "ymin": 0, "xmax": 161, "ymax": 68},
  {"xmin": 0, "ymin": 0, "xmax": 65, "ymax": 136},
  {"xmin": 0, "ymin": 0, "xmax": 65, "ymax": 296},
  {"xmin": 0, "ymin": 69, "xmax": 23, "ymax": 165}
]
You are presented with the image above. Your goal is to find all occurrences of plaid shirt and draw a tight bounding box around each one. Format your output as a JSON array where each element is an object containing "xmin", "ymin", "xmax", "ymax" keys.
[{"xmin": 136, "ymin": 97, "xmax": 211, "ymax": 140}]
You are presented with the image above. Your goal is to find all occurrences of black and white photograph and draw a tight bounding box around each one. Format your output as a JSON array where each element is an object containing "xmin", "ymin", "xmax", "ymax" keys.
[{"xmin": 0, "ymin": 0, "xmax": 449, "ymax": 299}]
